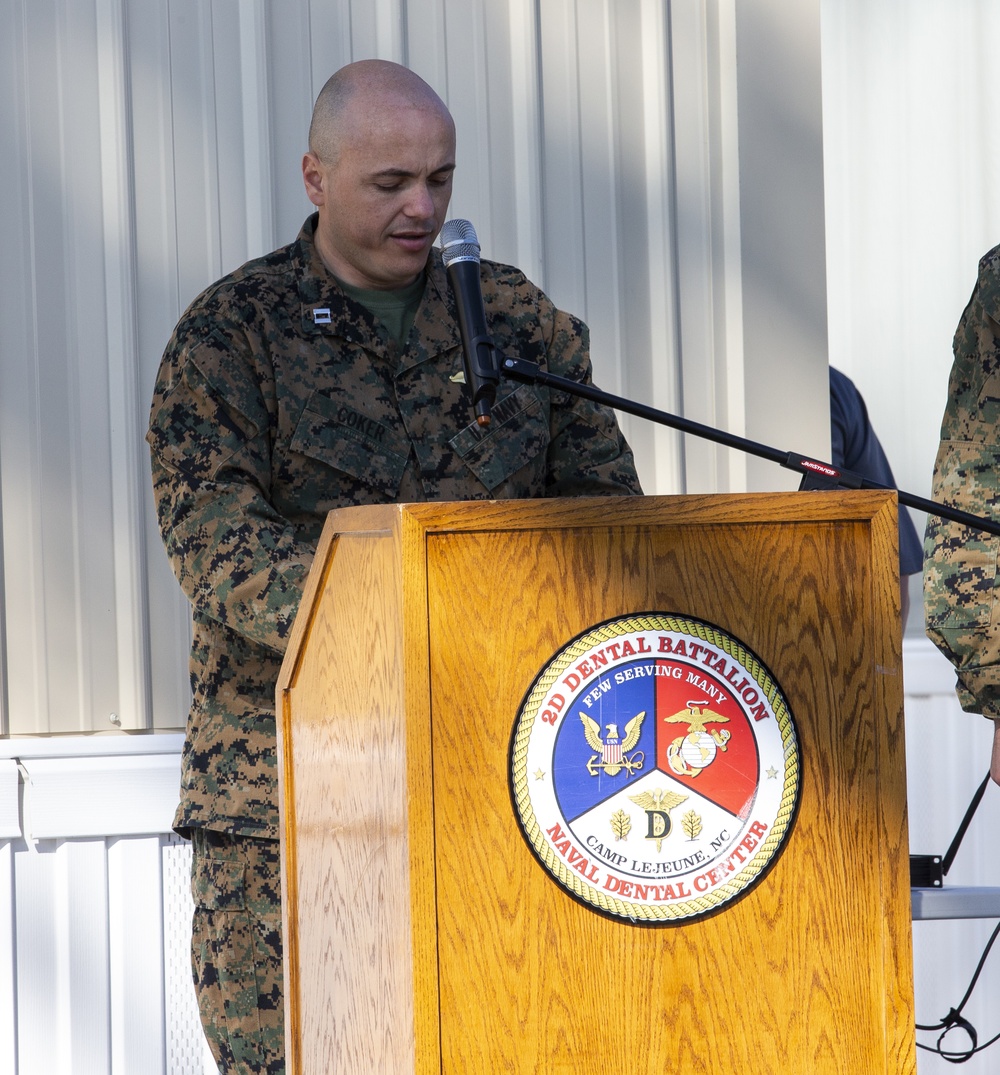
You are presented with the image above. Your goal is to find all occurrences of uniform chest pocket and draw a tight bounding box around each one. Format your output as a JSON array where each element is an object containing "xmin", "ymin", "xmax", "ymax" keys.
[
  {"xmin": 289, "ymin": 391, "xmax": 411, "ymax": 497},
  {"xmin": 449, "ymin": 384, "xmax": 549, "ymax": 492}
]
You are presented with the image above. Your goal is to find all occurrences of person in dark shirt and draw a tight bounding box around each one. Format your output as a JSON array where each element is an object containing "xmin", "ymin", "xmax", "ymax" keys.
[{"xmin": 829, "ymin": 366, "xmax": 923, "ymax": 623}]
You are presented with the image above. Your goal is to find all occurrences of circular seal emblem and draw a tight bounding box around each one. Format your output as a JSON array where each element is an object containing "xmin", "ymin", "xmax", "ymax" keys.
[{"xmin": 510, "ymin": 613, "xmax": 800, "ymax": 923}]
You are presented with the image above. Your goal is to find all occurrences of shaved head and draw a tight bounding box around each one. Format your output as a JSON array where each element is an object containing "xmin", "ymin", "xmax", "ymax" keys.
[
  {"xmin": 301, "ymin": 60, "xmax": 457, "ymax": 289},
  {"xmin": 308, "ymin": 60, "xmax": 453, "ymax": 165}
]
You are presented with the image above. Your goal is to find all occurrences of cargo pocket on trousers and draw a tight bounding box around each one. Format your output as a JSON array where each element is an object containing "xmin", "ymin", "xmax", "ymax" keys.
[{"xmin": 189, "ymin": 841, "xmax": 284, "ymax": 1062}]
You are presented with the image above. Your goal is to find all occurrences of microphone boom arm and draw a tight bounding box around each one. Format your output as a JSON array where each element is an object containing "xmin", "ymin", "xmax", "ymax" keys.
[{"xmin": 500, "ymin": 356, "xmax": 1000, "ymax": 538}]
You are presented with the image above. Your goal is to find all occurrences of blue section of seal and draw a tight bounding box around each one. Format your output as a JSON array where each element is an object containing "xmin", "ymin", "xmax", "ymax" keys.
[{"xmin": 553, "ymin": 663, "xmax": 659, "ymax": 822}]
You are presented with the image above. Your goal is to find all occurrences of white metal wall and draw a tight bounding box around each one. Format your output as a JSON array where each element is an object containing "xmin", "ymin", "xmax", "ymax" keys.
[
  {"xmin": 0, "ymin": 0, "xmax": 832, "ymax": 737},
  {"xmin": 821, "ymin": 0, "xmax": 1000, "ymax": 638},
  {"xmin": 0, "ymin": 733, "xmax": 215, "ymax": 1075}
]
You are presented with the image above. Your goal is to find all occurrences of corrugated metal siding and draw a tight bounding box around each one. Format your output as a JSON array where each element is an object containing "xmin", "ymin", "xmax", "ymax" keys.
[
  {"xmin": 0, "ymin": 733, "xmax": 213, "ymax": 1074},
  {"xmin": 0, "ymin": 0, "xmax": 836, "ymax": 736},
  {"xmin": 5, "ymin": 834, "xmax": 212, "ymax": 1074},
  {"xmin": 0, "ymin": 0, "xmax": 657, "ymax": 736},
  {"xmin": 821, "ymin": 0, "xmax": 1000, "ymax": 646},
  {"xmin": 1, "ymin": 0, "xmax": 843, "ymax": 739}
]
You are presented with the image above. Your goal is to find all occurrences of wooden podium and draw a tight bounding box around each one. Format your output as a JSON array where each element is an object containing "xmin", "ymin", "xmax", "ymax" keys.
[{"xmin": 276, "ymin": 492, "xmax": 916, "ymax": 1075}]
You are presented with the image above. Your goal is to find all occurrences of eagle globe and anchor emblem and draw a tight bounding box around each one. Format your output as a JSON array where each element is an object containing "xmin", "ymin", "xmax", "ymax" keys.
[
  {"xmin": 664, "ymin": 702, "xmax": 731, "ymax": 777},
  {"xmin": 509, "ymin": 614, "xmax": 800, "ymax": 923}
]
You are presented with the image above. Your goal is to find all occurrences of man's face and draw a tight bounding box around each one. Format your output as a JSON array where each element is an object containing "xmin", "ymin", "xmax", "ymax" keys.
[{"xmin": 303, "ymin": 101, "xmax": 456, "ymax": 290}]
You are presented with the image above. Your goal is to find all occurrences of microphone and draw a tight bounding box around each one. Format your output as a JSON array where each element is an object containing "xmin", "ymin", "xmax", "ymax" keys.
[{"xmin": 440, "ymin": 219, "xmax": 499, "ymax": 427}]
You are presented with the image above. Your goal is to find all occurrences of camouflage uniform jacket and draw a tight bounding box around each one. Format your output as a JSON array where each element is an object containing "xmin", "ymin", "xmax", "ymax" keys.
[
  {"xmin": 148, "ymin": 214, "xmax": 642, "ymax": 839},
  {"xmin": 925, "ymin": 243, "xmax": 1000, "ymax": 718}
]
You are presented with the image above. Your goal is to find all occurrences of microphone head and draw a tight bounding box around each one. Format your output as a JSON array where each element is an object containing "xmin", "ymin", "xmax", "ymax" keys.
[{"xmin": 440, "ymin": 218, "xmax": 481, "ymax": 266}]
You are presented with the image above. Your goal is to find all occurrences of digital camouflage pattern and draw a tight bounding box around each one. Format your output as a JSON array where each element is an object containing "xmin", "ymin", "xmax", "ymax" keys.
[
  {"xmin": 925, "ymin": 244, "xmax": 1000, "ymax": 717},
  {"xmin": 148, "ymin": 213, "xmax": 642, "ymax": 840},
  {"xmin": 190, "ymin": 830, "xmax": 283, "ymax": 1074}
]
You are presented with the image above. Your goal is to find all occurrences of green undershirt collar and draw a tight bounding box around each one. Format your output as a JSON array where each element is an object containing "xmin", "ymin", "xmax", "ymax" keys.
[{"xmin": 336, "ymin": 273, "xmax": 427, "ymax": 347}]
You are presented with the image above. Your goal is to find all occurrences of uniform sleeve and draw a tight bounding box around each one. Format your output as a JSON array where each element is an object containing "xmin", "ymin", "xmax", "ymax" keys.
[
  {"xmin": 538, "ymin": 302, "xmax": 643, "ymax": 497},
  {"xmin": 147, "ymin": 321, "xmax": 314, "ymax": 655},
  {"xmin": 924, "ymin": 250, "xmax": 1000, "ymax": 716}
]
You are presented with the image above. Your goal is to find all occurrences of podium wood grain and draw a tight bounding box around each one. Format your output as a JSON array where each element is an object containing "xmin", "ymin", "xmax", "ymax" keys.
[{"xmin": 277, "ymin": 492, "xmax": 916, "ymax": 1075}]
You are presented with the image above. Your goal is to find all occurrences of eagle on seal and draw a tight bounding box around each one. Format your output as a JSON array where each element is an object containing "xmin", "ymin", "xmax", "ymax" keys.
[{"xmin": 580, "ymin": 710, "xmax": 645, "ymax": 776}]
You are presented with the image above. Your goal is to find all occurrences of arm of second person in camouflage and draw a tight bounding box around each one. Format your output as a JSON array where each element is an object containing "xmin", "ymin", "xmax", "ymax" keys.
[
  {"xmin": 147, "ymin": 324, "xmax": 314, "ymax": 656},
  {"xmin": 924, "ymin": 246, "xmax": 1000, "ymax": 720},
  {"xmin": 536, "ymin": 299, "xmax": 643, "ymax": 497}
]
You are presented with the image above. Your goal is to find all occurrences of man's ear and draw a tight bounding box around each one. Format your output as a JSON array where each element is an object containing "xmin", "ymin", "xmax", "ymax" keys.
[{"xmin": 302, "ymin": 153, "xmax": 326, "ymax": 207}]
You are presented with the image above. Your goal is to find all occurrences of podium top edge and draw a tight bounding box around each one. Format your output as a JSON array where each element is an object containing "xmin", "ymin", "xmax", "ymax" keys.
[
  {"xmin": 320, "ymin": 489, "xmax": 898, "ymax": 536},
  {"xmin": 277, "ymin": 488, "xmax": 899, "ymax": 695}
]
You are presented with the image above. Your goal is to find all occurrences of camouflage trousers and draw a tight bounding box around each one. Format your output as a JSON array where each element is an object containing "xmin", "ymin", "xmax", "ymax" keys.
[{"xmin": 190, "ymin": 829, "xmax": 285, "ymax": 1074}]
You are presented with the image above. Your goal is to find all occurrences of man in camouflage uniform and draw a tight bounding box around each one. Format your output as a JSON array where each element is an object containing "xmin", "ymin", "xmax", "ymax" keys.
[
  {"xmin": 147, "ymin": 59, "xmax": 641, "ymax": 1074},
  {"xmin": 925, "ymin": 245, "xmax": 1000, "ymax": 788}
]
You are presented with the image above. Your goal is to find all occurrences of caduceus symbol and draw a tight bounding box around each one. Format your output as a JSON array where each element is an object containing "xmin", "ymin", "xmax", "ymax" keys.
[
  {"xmin": 580, "ymin": 710, "xmax": 646, "ymax": 777},
  {"xmin": 629, "ymin": 788, "xmax": 689, "ymax": 851}
]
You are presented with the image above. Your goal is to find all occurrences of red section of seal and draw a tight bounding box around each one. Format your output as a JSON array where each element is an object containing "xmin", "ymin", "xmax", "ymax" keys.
[{"xmin": 654, "ymin": 658, "xmax": 760, "ymax": 818}]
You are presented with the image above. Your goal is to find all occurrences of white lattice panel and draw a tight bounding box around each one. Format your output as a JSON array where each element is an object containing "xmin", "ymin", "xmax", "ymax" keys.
[{"xmin": 163, "ymin": 836, "xmax": 217, "ymax": 1075}]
